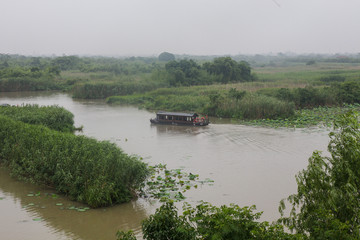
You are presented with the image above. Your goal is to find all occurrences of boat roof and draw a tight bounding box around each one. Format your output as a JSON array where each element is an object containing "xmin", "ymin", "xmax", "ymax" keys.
[{"xmin": 156, "ymin": 111, "xmax": 198, "ymax": 117}]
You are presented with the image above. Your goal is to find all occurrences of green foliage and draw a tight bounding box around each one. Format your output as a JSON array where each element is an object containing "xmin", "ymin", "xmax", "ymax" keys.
[
  {"xmin": 0, "ymin": 115, "xmax": 149, "ymax": 207},
  {"xmin": 165, "ymin": 59, "xmax": 205, "ymax": 86},
  {"xmin": 116, "ymin": 230, "xmax": 137, "ymax": 240},
  {"xmin": 0, "ymin": 104, "xmax": 75, "ymax": 132},
  {"xmin": 279, "ymin": 111, "xmax": 360, "ymax": 239},
  {"xmin": 142, "ymin": 164, "xmax": 207, "ymax": 202},
  {"xmin": 107, "ymin": 87, "xmax": 210, "ymax": 113},
  {"xmin": 203, "ymin": 57, "xmax": 253, "ymax": 83},
  {"xmin": 158, "ymin": 52, "xmax": 175, "ymax": 62},
  {"xmin": 138, "ymin": 201, "xmax": 299, "ymax": 240},
  {"xmin": 245, "ymin": 104, "xmax": 360, "ymax": 128},
  {"xmin": 72, "ymin": 82, "xmax": 160, "ymax": 99},
  {"xmin": 258, "ymin": 82, "xmax": 360, "ymax": 109},
  {"xmin": 206, "ymin": 92, "xmax": 295, "ymax": 120},
  {"xmin": 142, "ymin": 202, "xmax": 196, "ymax": 240}
]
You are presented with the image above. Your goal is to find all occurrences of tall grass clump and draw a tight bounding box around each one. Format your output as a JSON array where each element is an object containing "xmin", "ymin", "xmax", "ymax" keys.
[
  {"xmin": 238, "ymin": 94, "xmax": 295, "ymax": 119},
  {"xmin": 0, "ymin": 116, "xmax": 149, "ymax": 207},
  {"xmin": 205, "ymin": 90, "xmax": 295, "ymax": 120},
  {"xmin": 72, "ymin": 82, "xmax": 163, "ymax": 99},
  {"xmin": 0, "ymin": 104, "xmax": 75, "ymax": 133}
]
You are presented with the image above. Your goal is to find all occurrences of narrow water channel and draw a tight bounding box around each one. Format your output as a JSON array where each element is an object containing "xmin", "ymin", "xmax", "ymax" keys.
[{"xmin": 0, "ymin": 91, "xmax": 330, "ymax": 240}]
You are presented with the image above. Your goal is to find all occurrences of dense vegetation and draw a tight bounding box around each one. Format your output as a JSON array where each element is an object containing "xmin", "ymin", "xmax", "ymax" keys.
[
  {"xmin": 0, "ymin": 114, "xmax": 148, "ymax": 207},
  {"xmin": 0, "ymin": 104, "xmax": 76, "ymax": 132},
  {"xmin": 118, "ymin": 111, "xmax": 360, "ymax": 239},
  {"xmin": 2, "ymin": 53, "xmax": 360, "ymax": 124},
  {"xmin": 279, "ymin": 110, "xmax": 360, "ymax": 239}
]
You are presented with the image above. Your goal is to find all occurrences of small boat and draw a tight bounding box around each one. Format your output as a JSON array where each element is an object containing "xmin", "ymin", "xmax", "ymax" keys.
[{"xmin": 150, "ymin": 111, "xmax": 209, "ymax": 126}]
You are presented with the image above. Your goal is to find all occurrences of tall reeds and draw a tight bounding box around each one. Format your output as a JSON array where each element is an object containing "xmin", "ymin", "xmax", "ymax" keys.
[
  {"xmin": 0, "ymin": 115, "xmax": 148, "ymax": 207},
  {"xmin": 0, "ymin": 104, "xmax": 75, "ymax": 132}
]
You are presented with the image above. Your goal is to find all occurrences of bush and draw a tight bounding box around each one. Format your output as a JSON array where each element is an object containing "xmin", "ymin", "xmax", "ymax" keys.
[
  {"xmin": 118, "ymin": 201, "xmax": 300, "ymax": 240},
  {"xmin": 279, "ymin": 110, "xmax": 360, "ymax": 238}
]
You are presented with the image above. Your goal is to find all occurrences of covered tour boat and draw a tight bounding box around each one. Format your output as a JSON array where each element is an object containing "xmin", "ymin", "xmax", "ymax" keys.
[{"xmin": 150, "ymin": 111, "xmax": 209, "ymax": 126}]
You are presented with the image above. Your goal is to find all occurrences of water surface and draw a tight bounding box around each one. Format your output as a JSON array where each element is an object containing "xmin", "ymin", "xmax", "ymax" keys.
[{"xmin": 0, "ymin": 91, "xmax": 330, "ymax": 239}]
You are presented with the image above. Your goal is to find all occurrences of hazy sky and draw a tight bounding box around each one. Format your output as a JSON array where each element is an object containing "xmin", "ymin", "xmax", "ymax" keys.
[{"xmin": 1, "ymin": 0, "xmax": 360, "ymax": 56}]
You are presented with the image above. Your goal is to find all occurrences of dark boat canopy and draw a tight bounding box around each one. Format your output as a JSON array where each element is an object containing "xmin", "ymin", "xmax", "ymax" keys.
[{"xmin": 156, "ymin": 111, "xmax": 198, "ymax": 118}]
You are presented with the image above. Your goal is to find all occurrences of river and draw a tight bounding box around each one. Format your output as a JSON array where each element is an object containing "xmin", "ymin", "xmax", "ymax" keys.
[{"xmin": 0, "ymin": 91, "xmax": 330, "ymax": 240}]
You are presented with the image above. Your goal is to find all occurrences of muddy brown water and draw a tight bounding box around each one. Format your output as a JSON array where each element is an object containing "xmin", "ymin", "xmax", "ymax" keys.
[{"xmin": 0, "ymin": 91, "xmax": 330, "ymax": 240}]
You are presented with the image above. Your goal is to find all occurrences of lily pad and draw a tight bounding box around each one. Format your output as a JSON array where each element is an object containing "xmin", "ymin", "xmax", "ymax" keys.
[
  {"xmin": 32, "ymin": 218, "xmax": 43, "ymax": 221},
  {"xmin": 56, "ymin": 203, "xmax": 63, "ymax": 206}
]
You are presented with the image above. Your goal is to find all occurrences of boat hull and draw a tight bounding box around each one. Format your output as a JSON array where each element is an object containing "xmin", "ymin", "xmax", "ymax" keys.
[{"xmin": 150, "ymin": 118, "xmax": 209, "ymax": 126}]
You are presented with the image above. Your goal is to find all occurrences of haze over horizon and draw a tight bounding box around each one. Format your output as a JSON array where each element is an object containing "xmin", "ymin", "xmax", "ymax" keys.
[{"xmin": 1, "ymin": 0, "xmax": 360, "ymax": 56}]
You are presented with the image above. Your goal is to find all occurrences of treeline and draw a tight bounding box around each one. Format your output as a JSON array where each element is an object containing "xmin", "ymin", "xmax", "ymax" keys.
[
  {"xmin": 0, "ymin": 54, "xmax": 255, "ymax": 95},
  {"xmin": 72, "ymin": 57, "xmax": 255, "ymax": 98},
  {"xmin": 0, "ymin": 105, "xmax": 148, "ymax": 207},
  {"xmin": 164, "ymin": 57, "xmax": 254, "ymax": 86}
]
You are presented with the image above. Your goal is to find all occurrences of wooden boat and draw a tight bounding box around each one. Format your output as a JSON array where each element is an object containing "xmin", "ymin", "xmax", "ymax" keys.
[{"xmin": 150, "ymin": 111, "xmax": 209, "ymax": 126}]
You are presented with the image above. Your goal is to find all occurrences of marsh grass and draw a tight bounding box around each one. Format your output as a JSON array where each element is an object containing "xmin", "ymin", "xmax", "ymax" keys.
[
  {"xmin": 0, "ymin": 104, "xmax": 75, "ymax": 132},
  {"xmin": 242, "ymin": 104, "xmax": 360, "ymax": 128},
  {"xmin": 0, "ymin": 115, "xmax": 149, "ymax": 207}
]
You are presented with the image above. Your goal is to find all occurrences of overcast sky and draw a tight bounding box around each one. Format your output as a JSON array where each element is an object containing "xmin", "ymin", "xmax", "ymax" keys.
[{"xmin": 1, "ymin": 0, "xmax": 360, "ymax": 56}]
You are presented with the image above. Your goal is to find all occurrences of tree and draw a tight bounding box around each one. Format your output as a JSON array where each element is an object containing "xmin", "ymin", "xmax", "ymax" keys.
[
  {"xmin": 203, "ymin": 57, "xmax": 252, "ymax": 83},
  {"xmin": 279, "ymin": 111, "xmax": 360, "ymax": 239},
  {"xmin": 158, "ymin": 52, "xmax": 175, "ymax": 62},
  {"xmin": 165, "ymin": 59, "xmax": 201, "ymax": 86}
]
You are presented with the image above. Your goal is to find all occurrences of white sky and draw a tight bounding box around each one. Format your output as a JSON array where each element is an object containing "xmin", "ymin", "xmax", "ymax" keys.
[{"xmin": 1, "ymin": 0, "xmax": 360, "ymax": 56}]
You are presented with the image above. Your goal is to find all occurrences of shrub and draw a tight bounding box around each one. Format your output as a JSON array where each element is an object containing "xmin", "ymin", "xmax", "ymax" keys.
[
  {"xmin": 279, "ymin": 110, "xmax": 360, "ymax": 238},
  {"xmin": 118, "ymin": 201, "xmax": 300, "ymax": 240}
]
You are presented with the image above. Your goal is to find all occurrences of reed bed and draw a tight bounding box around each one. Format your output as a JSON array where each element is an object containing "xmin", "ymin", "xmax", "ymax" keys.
[
  {"xmin": 0, "ymin": 115, "xmax": 149, "ymax": 207},
  {"xmin": 0, "ymin": 104, "xmax": 75, "ymax": 132}
]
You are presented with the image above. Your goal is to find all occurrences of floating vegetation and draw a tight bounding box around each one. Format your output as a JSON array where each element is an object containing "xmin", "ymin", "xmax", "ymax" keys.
[
  {"xmin": 241, "ymin": 104, "xmax": 360, "ymax": 128},
  {"xmin": 0, "ymin": 197, "xmax": 4, "ymax": 200},
  {"xmin": 142, "ymin": 164, "xmax": 213, "ymax": 202}
]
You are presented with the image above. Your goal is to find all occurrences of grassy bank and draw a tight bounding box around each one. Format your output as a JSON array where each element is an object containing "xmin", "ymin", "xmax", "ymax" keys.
[
  {"xmin": 0, "ymin": 104, "xmax": 76, "ymax": 132},
  {"xmin": 0, "ymin": 115, "xmax": 149, "ymax": 207}
]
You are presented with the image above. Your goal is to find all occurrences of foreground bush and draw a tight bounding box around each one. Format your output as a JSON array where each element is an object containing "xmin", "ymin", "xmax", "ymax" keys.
[
  {"xmin": 118, "ymin": 201, "xmax": 300, "ymax": 240},
  {"xmin": 280, "ymin": 110, "xmax": 360, "ymax": 238},
  {"xmin": 0, "ymin": 104, "xmax": 75, "ymax": 132},
  {"xmin": 0, "ymin": 115, "xmax": 148, "ymax": 207}
]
